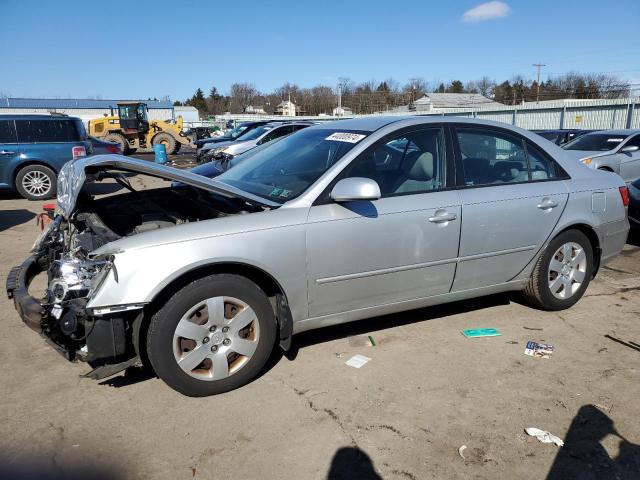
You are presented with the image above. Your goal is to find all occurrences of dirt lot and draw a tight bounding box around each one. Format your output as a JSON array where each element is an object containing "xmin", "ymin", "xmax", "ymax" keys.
[{"xmin": 1, "ymin": 168, "xmax": 639, "ymax": 479}]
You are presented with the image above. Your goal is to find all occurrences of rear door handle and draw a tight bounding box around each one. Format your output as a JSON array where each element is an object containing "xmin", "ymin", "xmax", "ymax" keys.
[
  {"xmin": 428, "ymin": 212, "xmax": 457, "ymax": 223},
  {"xmin": 537, "ymin": 198, "xmax": 558, "ymax": 210},
  {"xmin": 0, "ymin": 150, "xmax": 16, "ymax": 155}
]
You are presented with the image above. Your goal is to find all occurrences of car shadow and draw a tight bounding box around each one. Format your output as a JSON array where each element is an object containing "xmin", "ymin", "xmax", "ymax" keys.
[
  {"xmin": 327, "ymin": 447, "xmax": 382, "ymax": 480},
  {"xmin": 0, "ymin": 209, "xmax": 36, "ymax": 232},
  {"xmin": 104, "ymin": 293, "xmax": 513, "ymax": 390},
  {"xmin": 281, "ymin": 292, "xmax": 511, "ymax": 362}
]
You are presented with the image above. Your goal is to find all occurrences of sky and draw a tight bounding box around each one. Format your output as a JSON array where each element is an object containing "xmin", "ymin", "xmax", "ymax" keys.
[{"xmin": 1, "ymin": 0, "xmax": 639, "ymax": 101}]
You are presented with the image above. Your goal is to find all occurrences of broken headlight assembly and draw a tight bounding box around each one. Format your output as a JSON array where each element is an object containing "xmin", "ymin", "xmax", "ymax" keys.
[{"xmin": 48, "ymin": 255, "xmax": 113, "ymax": 304}]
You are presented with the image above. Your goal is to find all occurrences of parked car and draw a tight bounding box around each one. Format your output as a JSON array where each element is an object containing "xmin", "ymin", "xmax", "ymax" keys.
[
  {"xmin": 532, "ymin": 129, "xmax": 596, "ymax": 146},
  {"xmin": 562, "ymin": 129, "xmax": 640, "ymax": 182},
  {"xmin": 7, "ymin": 117, "xmax": 629, "ymax": 396},
  {"xmin": 628, "ymin": 177, "xmax": 640, "ymax": 228},
  {"xmin": 199, "ymin": 122, "xmax": 313, "ymax": 162},
  {"xmin": 88, "ymin": 136, "xmax": 122, "ymax": 155},
  {"xmin": 189, "ymin": 136, "xmax": 288, "ymax": 179},
  {"xmin": 0, "ymin": 115, "xmax": 90, "ymax": 200},
  {"xmin": 195, "ymin": 121, "xmax": 270, "ymax": 154}
]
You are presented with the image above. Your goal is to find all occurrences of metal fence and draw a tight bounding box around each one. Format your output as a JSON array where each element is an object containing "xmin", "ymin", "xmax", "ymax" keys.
[{"xmin": 184, "ymin": 97, "xmax": 640, "ymax": 131}]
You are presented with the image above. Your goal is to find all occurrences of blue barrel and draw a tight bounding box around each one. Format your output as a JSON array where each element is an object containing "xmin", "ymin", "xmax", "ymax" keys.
[{"xmin": 153, "ymin": 143, "xmax": 168, "ymax": 164}]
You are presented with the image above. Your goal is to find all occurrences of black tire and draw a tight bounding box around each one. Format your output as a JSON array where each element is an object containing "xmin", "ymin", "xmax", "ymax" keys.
[
  {"xmin": 172, "ymin": 142, "xmax": 181, "ymax": 155},
  {"xmin": 104, "ymin": 133, "xmax": 131, "ymax": 155},
  {"xmin": 15, "ymin": 164, "xmax": 57, "ymax": 200},
  {"xmin": 128, "ymin": 148, "xmax": 137, "ymax": 154},
  {"xmin": 146, "ymin": 274, "xmax": 276, "ymax": 396},
  {"xmin": 522, "ymin": 229, "xmax": 594, "ymax": 311},
  {"xmin": 152, "ymin": 133, "xmax": 176, "ymax": 155}
]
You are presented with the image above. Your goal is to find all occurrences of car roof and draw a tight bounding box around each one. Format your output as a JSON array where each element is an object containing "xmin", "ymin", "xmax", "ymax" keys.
[
  {"xmin": 590, "ymin": 129, "xmax": 639, "ymax": 136},
  {"xmin": 307, "ymin": 116, "xmax": 407, "ymax": 132}
]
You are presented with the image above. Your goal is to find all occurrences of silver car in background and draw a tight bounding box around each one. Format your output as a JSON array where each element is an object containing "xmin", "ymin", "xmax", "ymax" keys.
[
  {"xmin": 562, "ymin": 129, "xmax": 640, "ymax": 182},
  {"xmin": 7, "ymin": 117, "xmax": 630, "ymax": 396},
  {"xmin": 199, "ymin": 122, "xmax": 312, "ymax": 162}
]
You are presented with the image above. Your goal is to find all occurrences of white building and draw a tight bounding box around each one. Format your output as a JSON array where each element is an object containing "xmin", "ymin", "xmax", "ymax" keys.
[
  {"xmin": 275, "ymin": 100, "xmax": 297, "ymax": 116},
  {"xmin": 244, "ymin": 105, "xmax": 267, "ymax": 114},
  {"xmin": 412, "ymin": 93, "xmax": 500, "ymax": 112},
  {"xmin": 0, "ymin": 98, "xmax": 175, "ymax": 126},
  {"xmin": 174, "ymin": 105, "xmax": 199, "ymax": 123},
  {"xmin": 332, "ymin": 106, "xmax": 353, "ymax": 116}
]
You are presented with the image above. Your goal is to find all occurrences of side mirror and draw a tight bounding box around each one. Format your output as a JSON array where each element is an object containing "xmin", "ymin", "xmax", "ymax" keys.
[
  {"xmin": 330, "ymin": 177, "xmax": 381, "ymax": 202},
  {"xmin": 620, "ymin": 145, "xmax": 639, "ymax": 153}
]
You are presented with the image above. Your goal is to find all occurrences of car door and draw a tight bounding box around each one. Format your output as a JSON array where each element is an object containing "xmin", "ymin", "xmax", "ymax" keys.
[
  {"xmin": 0, "ymin": 119, "xmax": 20, "ymax": 189},
  {"xmin": 617, "ymin": 134, "xmax": 640, "ymax": 182},
  {"xmin": 306, "ymin": 126, "xmax": 461, "ymax": 318},
  {"xmin": 451, "ymin": 126, "xmax": 569, "ymax": 292}
]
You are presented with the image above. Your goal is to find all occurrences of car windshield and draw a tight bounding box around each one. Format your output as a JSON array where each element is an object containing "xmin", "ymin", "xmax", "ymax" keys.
[
  {"xmin": 228, "ymin": 125, "xmax": 249, "ymax": 138},
  {"xmin": 216, "ymin": 128, "xmax": 367, "ymax": 203},
  {"xmin": 236, "ymin": 125, "xmax": 272, "ymax": 141},
  {"xmin": 563, "ymin": 133, "xmax": 629, "ymax": 151}
]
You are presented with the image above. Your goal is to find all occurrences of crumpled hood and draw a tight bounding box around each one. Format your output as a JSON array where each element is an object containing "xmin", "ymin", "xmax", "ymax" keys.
[
  {"xmin": 201, "ymin": 140, "xmax": 235, "ymax": 152},
  {"xmin": 56, "ymin": 154, "xmax": 279, "ymax": 218}
]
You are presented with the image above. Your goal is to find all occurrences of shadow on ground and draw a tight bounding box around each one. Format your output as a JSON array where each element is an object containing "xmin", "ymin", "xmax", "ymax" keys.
[
  {"xmin": 0, "ymin": 457, "xmax": 124, "ymax": 480},
  {"xmin": 547, "ymin": 404, "xmax": 640, "ymax": 479},
  {"xmin": 327, "ymin": 447, "xmax": 382, "ymax": 480},
  {"xmin": 0, "ymin": 209, "xmax": 35, "ymax": 232}
]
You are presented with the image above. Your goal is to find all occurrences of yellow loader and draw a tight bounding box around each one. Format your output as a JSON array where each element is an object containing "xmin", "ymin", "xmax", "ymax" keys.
[{"xmin": 88, "ymin": 102, "xmax": 194, "ymax": 155}]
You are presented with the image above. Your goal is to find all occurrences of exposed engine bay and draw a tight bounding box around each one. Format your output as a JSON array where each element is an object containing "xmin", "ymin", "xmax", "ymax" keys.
[{"xmin": 8, "ymin": 161, "xmax": 265, "ymax": 377}]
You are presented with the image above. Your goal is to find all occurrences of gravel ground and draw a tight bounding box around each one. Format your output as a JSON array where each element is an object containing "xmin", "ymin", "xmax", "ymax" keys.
[{"xmin": 1, "ymin": 170, "xmax": 639, "ymax": 480}]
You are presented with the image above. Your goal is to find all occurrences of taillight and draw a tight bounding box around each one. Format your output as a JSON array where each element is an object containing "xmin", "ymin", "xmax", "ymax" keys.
[
  {"xmin": 107, "ymin": 145, "xmax": 120, "ymax": 154},
  {"xmin": 619, "ymin": 186, "xmax": 630, "ymax": 207},
  {"xmin": 72, "ymin": 146, "xmax": 87, "ymax": 159}
]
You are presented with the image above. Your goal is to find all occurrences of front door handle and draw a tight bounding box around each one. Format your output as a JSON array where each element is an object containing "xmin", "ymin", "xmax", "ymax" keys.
[
  {"xmin": 428, "ymin": 212, "xmax": 457, "ymax": 223},
  {"xmin": 0, "ymin": 150, "xmax": 16, "ymax": 155},
  {"xmin": 537, "ymin": 198, "xmax": 558, "ymax": 210}
]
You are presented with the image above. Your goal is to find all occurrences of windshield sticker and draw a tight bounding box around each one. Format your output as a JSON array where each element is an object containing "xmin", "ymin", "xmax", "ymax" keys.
[
  {"xmin": 279, "ymin": 189, "xmax": 292, "ymax": 199},
  {"xmin": 607, "ymin": 138, "xmax": 624, "ymax": 142},
  {"xmin": 325, "ymin": 132, "xmax": 366, "ymax": 143},
  {"xmin": 269, "ymin": 187, "xmax": 283, "ymax": 197}
]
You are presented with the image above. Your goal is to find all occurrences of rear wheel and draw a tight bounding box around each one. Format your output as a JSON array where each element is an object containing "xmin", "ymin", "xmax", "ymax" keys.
[
  {"xmin": 146, "ymin": 274, "xmax": 276, "ymax": 396},
  {"xmin": 522, "ymin": 230, "xmax": 593, "ymax": 310},
  {"xmin": 172, "ymin": 142, "xmax": 181, "ymax": 154},
  {"xmin": 15, "ymin": 164, "xmax": 56, "ymax": 200},
  {"xmin": 152, "ymin": 133, "xmax": 176, "ymax": 155},
  {"xmin": 104, "ymin": 133, "xmax": 130, "ymax": 155}
]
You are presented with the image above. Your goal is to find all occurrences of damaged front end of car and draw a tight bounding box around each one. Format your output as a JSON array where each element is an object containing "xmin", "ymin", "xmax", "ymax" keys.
[{"xmin": 6, "ymin": 155, "xmax": 278, "ymax": 379}]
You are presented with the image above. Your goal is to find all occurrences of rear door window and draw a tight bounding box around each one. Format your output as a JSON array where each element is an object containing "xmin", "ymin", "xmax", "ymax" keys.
[
  {"xmin": 15, "ymin": 119, "xmax": 82, "ymax": 143},
  {"xmin": 457, "ymin": 128, "xmax": 529, "ymax": 186},
  {"xmin": 0, "ymin": 120, "xmax": 17, "ymax": 143}
]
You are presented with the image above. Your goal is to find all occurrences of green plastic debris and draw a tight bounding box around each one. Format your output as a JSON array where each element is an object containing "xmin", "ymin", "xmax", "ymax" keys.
[{"xmin": 462, "ymin": 328, "xmax": 501, "ymax": 338}]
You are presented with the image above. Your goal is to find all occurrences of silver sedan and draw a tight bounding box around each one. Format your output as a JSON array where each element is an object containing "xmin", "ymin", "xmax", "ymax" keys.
[
  {"xmin": 7, "ymin": 117, "xmax": 630, "ymax": 396},
  {"xmin": 562, "ymin": 129, "xmax": 640, "ymax": 182}
]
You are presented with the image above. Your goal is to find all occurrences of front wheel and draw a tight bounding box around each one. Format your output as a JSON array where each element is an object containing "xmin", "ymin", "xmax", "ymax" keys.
[
  {"xmin": 522, "ymin": 230, "xmax": 594, "ymax": 310},
  {"xmin": 146, "ymin": 274, "xmax": 276, "ymax": 396}
]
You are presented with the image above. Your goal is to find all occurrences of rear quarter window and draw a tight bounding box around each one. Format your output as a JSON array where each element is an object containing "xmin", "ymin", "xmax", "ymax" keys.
[{"xmin": 15, "ymin": 119, "xmax": 82, "ymax": 143}]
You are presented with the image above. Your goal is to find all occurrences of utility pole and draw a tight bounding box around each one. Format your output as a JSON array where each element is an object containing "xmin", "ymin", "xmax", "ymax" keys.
[
  {"xmin": 337, "ymin": 82, "xmax": 342, "ymax": 116},
  {"xmin": 533, "ymin": 63, "xmax": 546, "ymax": 104}
]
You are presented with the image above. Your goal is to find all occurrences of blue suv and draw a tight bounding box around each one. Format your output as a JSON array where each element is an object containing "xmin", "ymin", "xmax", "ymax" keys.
[{"xmin": 0, "ymin": 115, "xmax": 91, "ymax": 200}]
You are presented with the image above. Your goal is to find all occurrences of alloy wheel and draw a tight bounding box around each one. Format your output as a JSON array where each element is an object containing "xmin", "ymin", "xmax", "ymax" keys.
[
  {"xmin": 21, "ymin": 170, "xmax": 52, "ymax": 196},
  {"xmin": 547, "ymin": 242, "xmax": 587, "ymax": 300}
]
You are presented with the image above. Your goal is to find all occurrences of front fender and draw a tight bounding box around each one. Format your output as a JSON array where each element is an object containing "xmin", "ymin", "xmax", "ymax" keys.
[{"xmin": 86, "ymin": 223, "xmax": 309, "ymax": 322}]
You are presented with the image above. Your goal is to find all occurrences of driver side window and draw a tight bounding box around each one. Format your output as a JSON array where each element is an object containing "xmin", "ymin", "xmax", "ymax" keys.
[{"xmin": 343, "ymin": 128, "xmax": 445, "ymax": 197}]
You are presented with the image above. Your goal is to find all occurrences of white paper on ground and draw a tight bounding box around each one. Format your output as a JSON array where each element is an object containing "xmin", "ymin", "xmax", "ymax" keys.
[
  {"xmin": 525, "ymin": 427, "xmax": 564, "ymax": 447},
  {"xmin": 345, "ymin": 354, "xmax": 371, "ymax": 368}
]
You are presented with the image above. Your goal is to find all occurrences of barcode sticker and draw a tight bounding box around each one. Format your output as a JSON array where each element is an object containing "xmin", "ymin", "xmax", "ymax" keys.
[{"xmin": 326, "ymin": 132, "xmax": 366, "ymax": 143}]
